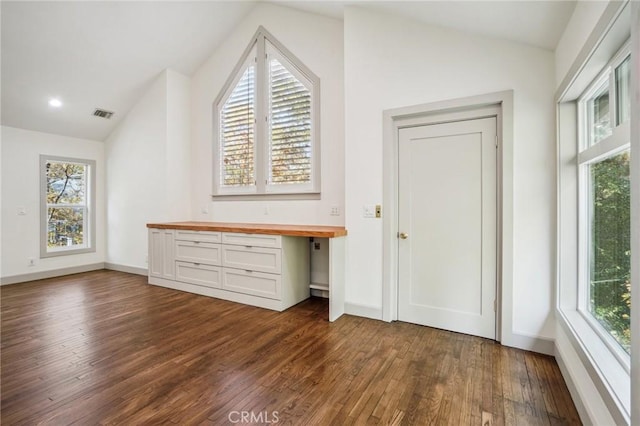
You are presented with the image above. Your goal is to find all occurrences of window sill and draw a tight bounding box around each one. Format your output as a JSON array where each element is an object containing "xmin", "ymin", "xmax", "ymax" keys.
[
  {"xmin": 557, "ymin": 308, "xmax": 630, "ymax": 424},
  {"xmin": 210, "ymin": 192, "xmax": 321, "ymax": 201},
  {"xmin": 40, "ymin": 246, "xmax": 95, "ymax": 258}
]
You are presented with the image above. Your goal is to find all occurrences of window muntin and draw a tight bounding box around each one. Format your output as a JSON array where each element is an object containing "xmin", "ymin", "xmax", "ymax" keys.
[
  {"xmin": 40, "ymin": 156, "xmax": 95, "ymax": 257},
  {"xmin": 213, "ymin": 27, "xmax": 319, "ymax": 197},
  {"xmin": 578, "ymin": 44, "xmax": 631, "ymax": 359}
]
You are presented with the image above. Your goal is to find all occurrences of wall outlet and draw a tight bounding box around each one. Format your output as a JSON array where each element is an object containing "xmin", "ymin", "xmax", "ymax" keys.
[
  {"xmin": 330, "ymin": 206, "xmax": 340, "ymax": 216},
  {"xmin": 27, "ymin": 257, "xmax": 36, "ymax": 266},
  {"xmin": 314, "ymin": 242, "xmax": 321, "ymax": 250},
  {"xmin": 375, "ymin": 204, "xmax": 382, "ymax": 218}
]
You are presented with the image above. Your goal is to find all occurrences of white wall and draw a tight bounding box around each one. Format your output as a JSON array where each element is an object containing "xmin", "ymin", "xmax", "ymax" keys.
[
  {"xmin": 0, "ymin": 126, "xmax": 105, "ymax": 279},
  {"xmin": 343, "ymin": 7, "xmax": 557, "ymax": 340},
  {"xmin": 189, "ymin": 3, "xmax": 344, "ymax": 226},
  {"xmin": 105, "ymin": 69, "xmax": 190, "ymax": 270},
  {"xmin": 555, "ymin": 0, "xmax": 610, "ymax": 86}
]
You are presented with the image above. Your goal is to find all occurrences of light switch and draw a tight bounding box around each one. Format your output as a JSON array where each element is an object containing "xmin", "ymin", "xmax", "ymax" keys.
[
  {"xmin": 363, "ymin": 205, "xmax": 376, "ymax": 218},
  {"xmin": 17, "ymin": 207, "xmax": 27, "ymax": 216}
]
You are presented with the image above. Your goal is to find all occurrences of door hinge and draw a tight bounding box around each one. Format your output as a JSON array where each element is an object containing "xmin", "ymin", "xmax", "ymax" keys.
[{"xmin": 495, "ymin": 135, "xmax": 498, "ymax": 149}]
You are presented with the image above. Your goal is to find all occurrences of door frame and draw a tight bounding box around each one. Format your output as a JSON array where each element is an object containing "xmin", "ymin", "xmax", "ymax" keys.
[{"xmin": 382, "ymin": 90, "xmax": 513, "ymax": 344}]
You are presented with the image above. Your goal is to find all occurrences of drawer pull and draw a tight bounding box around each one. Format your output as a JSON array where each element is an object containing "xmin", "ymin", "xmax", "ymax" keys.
[
  {"xmin": 193, "ymin": 241, "xmax": 201, "ymax": 244},
  {"xmin": 244, "ymin": 245, "xmax": 253, "ymax": 249},
  {"xmin": 245, "ymin": 270, "xmax": 253, "ymax": 273},
  {"xmin": 194, "ymin": 263, "xmax": 201, "ymax": 266}
]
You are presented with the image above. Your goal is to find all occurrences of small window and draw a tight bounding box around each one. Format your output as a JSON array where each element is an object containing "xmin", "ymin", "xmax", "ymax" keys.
[
  {"xmin": 213, "ymin": 27, "xmax": 320, "ymax": 197},
  {"xmin": 586, "ymin": 78, "xmax": 612, "ymax": 146},
  {"xmin": 40, "ymin": 156, "xmax": 96, "ymax": 257}
]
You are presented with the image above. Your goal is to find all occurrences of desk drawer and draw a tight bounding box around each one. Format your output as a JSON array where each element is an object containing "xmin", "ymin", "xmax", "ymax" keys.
[
  {"xmin": 175, "ymin": 230, "xmax": 221, "ymax": 243},
  {"xmin": 175, "ymin": 241, "xmax": 221, "ymax": 265},
  {"xmin": 222, "ymin": 268, "xmax": 280, "ymax": 300},
  {"xmin": 221, "ymin": 245, "xmax": 281, "ymax": 274},
  {"xmin": 222, "ymin": 232, "xmax": 281, "ymax": 248},
  {"xmin": 175, "ymin": 261, "xmax": 221, "ymax": 289}
]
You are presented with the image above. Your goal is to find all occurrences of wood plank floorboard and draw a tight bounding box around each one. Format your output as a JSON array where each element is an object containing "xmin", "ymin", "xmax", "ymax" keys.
[{"xmin": 1, "ymin": 270, "xmax": 581, "ymax": 425}]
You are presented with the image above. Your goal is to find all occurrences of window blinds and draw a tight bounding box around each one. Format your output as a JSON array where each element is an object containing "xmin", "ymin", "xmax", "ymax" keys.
[
  {"xmin": 268, "ymin": 58, "xmax": 312, "ymax": 185},
  {"xmin": 220, "ymin": 65, "xmax": 256, "ymax": 187}
]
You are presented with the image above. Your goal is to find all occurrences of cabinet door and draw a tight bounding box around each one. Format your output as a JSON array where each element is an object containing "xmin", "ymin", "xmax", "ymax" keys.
[{"xmin": 149, "ymin": 229, "xmax": 175, "ymax": 279}]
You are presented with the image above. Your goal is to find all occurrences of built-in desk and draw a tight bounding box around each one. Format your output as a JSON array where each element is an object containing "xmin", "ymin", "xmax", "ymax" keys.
[{"xmin": 146, "ymin": 222, "xmax": 347, "ymax": 321}]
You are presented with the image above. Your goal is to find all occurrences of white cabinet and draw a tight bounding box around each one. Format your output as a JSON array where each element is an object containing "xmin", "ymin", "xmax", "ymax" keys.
[
  {"xmin": 147, "ymin": 228, "xmax": 309, "ymax": 312},
  {"xmin": 148, "ymin": 229, "xmax": 175, "ymax": 280}
]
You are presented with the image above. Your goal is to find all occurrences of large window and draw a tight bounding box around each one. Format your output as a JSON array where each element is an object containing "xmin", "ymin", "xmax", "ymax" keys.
[
  {"xmin": 213, "ymin": 27, "xmax": 320, "ymax": 197},
  {"xmin": 578, "ymin": 45, "xmax": 631, "ymax": 356},
  {"xmin": 40, "ymin": 155, "xmax": 96, "ymax": 257}
]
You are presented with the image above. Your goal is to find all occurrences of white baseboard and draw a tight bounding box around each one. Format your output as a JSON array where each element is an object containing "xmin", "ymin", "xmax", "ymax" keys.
[
  {"xmin": 504, "ymin": 332, "xmax": 555, "ymax": 356},
  {"xmin": 344, "ymin": 302, "xmax": 383, "ymax": 320},
  {"xmin": 0, "ymin": 263, "xmax": 105, "ymax": 285},
  {"xmin": 104, "ymin": 262, "xmax": 147, "ymax": 276}
]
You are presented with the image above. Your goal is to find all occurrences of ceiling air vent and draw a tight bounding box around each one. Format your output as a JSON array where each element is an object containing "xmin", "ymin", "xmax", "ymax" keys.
[{"xmin": 93, "ymin": 108, "xmax": 114, "ymax": 119}]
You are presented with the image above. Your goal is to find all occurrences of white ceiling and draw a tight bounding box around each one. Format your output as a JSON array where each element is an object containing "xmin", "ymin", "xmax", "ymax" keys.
[{"xmin": 1, "ymin": 0, "xmax": 576, "ymax": 142}]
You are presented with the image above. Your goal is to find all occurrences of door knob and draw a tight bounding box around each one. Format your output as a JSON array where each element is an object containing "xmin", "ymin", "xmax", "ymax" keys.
[{"xmin": 399, "ymin": 232, "xmax": 409, "ymax": 239}]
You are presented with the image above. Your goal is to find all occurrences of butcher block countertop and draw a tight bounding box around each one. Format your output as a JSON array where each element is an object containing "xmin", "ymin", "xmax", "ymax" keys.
[{"xmin": 147, "ymin": 221, "xmax": 347, "ymax": 238}]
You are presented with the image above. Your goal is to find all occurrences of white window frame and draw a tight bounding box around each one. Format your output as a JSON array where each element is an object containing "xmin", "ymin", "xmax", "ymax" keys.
[
  {"xmin": 577, "ymin": 42, "xmax": 631, "ymax": 369},
  {"xmin": 556, "ymin": 3, "xmax": 633, "ymax": 419},
  {"xmin": 40, "ymin": 155, "xmax": 96, "ymax": 257},
  {"xmin": 212, "ymin": 26, "xmax": 321, "ymax": 198}
]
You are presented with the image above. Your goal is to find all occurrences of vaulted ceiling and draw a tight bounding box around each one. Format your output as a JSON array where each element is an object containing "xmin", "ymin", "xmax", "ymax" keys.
[{"xmin": 1, "ymin": 1, "xmax": 576, "ymax": 142}]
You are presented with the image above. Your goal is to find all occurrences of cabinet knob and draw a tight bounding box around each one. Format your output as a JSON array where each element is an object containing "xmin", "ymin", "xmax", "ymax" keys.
[{"xmin": 398, "ymin": 232, "xmax": 409, "ymax": 240}]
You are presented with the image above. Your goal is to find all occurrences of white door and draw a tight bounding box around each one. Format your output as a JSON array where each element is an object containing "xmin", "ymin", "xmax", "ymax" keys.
[{"xmin": 398, "ymin": 117, "xmax": 497, "ymax": 339}]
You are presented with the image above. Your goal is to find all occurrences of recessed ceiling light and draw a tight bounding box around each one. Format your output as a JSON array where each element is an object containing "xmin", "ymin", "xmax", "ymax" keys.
[{"xmin": 48, "ymin": 98, "xmax": 62, "ymax": 108}]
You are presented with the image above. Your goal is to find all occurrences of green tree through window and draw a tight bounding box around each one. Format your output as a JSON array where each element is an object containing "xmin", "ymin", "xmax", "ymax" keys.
[{"xmin": 590, "ymin": 150, "xmax": 631, "ymax": 352}]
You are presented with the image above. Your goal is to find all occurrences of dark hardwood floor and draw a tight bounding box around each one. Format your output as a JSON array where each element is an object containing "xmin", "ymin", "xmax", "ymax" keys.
[{"xmin": 1, "ymin": 270, "xmax": 580, "ymax": 425}]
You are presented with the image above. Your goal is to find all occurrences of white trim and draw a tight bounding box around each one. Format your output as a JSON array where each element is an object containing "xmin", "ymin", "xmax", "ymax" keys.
[
  {"xmin": 344, "ymin": 302, "xmax": 383, "ymax": 320},
  {"xmin": 382, "ymin": 90, "xmax": 514, "ymax": 345},
  {"xmin": 104, "ymin": 263, "xmax": 148, "ymax": 276},
  {"xmin": 507, "ymin": 332, "xmax": 555, "ymax": 356},
  {"xmin": 0, "ymin": 263, "xmax": 105, "ymax": 286}
]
